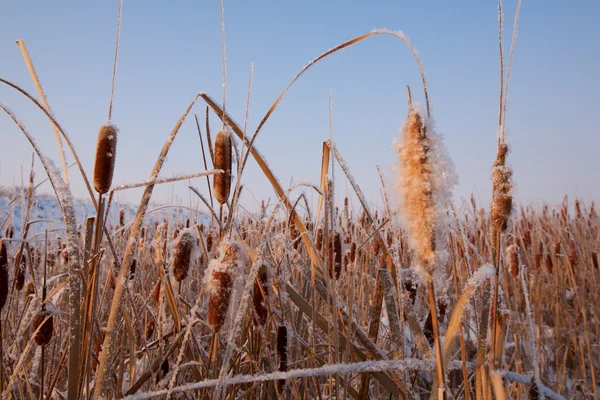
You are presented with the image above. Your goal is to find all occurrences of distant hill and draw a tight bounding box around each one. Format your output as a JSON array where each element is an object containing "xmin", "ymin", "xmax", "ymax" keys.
[{"xmin": 0, "ymin": 186, "xmax": 212, "ymax": 238}]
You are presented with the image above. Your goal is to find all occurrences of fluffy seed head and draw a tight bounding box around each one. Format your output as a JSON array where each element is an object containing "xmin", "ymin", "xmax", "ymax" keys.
[
  {"xmin": 213, "ymin": 130, "xmax": 232, "ymax": 205},
  {"xmin": 394, "ymin": 105, "xmax": 456, "ymax": 276},
  {"xmin": 93, "ymin": 124, "xmax": 118, "ymax": 194}
]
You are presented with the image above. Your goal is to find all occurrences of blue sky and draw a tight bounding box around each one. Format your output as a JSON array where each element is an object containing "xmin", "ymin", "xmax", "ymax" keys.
[{"xmin": 1, "ymin": 1, "xmax": 598, "ymax": 215}]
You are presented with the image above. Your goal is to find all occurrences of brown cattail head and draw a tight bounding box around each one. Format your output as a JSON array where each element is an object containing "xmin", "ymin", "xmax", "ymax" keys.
[
  {"xmin": 316, "ymin": 227, "xmax": 323, "ymax": 252},
  {"xmin": 490, "ymin": 143, "xmax": 513, "ymax": 232},
  {"xmin": 119, "ymin": 208, "xmax": 125, "ymax": 227},
  {"xmin": 206, "ymin": 241, "xmax": 248, "ymax": 332},
  {"xmin": 207, "ymin": 269, "xmax": 232, "ymax": 331},
  {"xmin": 172, "ymin": 230, "xmax": 196, "ymax": 282},
  {"xmin": 93, "ymin": 124, "xmax": 118, "ymax": 194},
  {"xmin": 350, "ymin": 242, "xmax": 357, "ymax": 263},
  {"xmin": 129, "ymin": 258, "xmax": 137, "ymax": 280},
  {"xmin": 145, "ymin": 318, "xmax": 155, "ymax": 340},
  {"xmin": 252, "ymin": 262, "xmax": 270, "ymax": 327},
  {"xmin": 276, "ymin": 325, "xmax": 288, "ymax": 390},
  {"xmin": 15, "ymin": 255, "xmax": 26, "ymax": 291},
  {"xmin": 0, "ymin": 240, "xmax": 9, "ymax": 312},
  {"xmin": 33, "ymin": 308, "xmax": 54, "ymax": 346},
  {"xmin": 213, "ymin": 130, "xmax": 232, "ymax": 205}
]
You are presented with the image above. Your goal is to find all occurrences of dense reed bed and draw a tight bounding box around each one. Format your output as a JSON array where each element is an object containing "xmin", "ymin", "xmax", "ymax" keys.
[{"xmin": 0, "ymin": 1, "xmax": 598, "ymax": 398}]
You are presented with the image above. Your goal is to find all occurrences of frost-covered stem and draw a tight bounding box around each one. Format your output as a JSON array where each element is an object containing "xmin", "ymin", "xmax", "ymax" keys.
[
  {"xmin": 93, "ymin": 94, "xmax": 202, "ymax": 400},
  {"xmin": 0, "ymin": 104, "xmax": 82, "ymax": 400},
  {"xmin": 427, "ymin": 278, "xmax": 446, "ymax": 400},
  {"xmin": 519, "ymin": 256, "xmax": 540, "ymax": 381},
  {"xmin": 213, "ymin": 258, "xmax": 261, "ymax": 399}
]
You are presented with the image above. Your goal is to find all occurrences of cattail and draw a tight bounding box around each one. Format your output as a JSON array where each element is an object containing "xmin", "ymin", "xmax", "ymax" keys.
[
  {"xmin": 330, "ymin": 231, "xmax": 342, "ymax": 280},
  {"xmin": 206, "ymin": 231, "xmax": 213, "ymax": 253},
  {"xmin": 569, "ymin": 239, "xmax": 578, "ymax": 266},
  {"xmin": 145, "ymin": 318, "xmax": 155, "ymax": 340},
  {"xmin": 508, "ymin": 244, "xmax": 519, "ymax": 278},
  {"xmin": 253, "ymin": 262, "xmax": 269, "ymax": 326},
  {"xmin": 0, "ymin": 240, "xmax": 8, "ymax": 312},
  {"xmin": 213, "ymin": 130, "xmax": 232, "ymax": 205},
  {"xmin": 276, "ymin": 325, "xmax": 288, "ymax": 391},
  {"xmin": 33, "ymin": 308, "xmax": 54, "ymax": 346},
  {"xmin": 316, "ymin": 228, "xmax": 323, "ymax": 252},
  {"xmin": 207, "ymin": 269, "xmax": 232, "ymax": 331},
  {"xmin": 206, "ymin": 241, "xmax": 247, "ymax": 332},
  {"xmin": 15, "ymin": 255, "xmax": 26, "ymax": 291},
  {"xmin": 129, "ymin": 258, "xmax": 137, "ymax": 279},
  {"xmin": 528, "ymin": 380, "xmax": 541, "ymax": 400},
  {"xmin": 119, "ymin": 208, "xmax": 125, "ymax": 227},
  {"xmin": 574, "ymin": 199, "xmax": 582, "ymax": 219},
  {"xmin": 93, "ymin": 124, "xmax": 118, "ymax": 194},
  {"xmin": 25, "ymin": 280, "xmax": 35, "ymax": 297},
  {"xmin": 394, "ymin": 105, "xmax": 457, "ymax": 274},
  {"xmin": 592, "ymin": 252, "xmax": 598, "ymax": 270},
  {"xmin": 172, "ymin": 230, "xmax": 196, "ymax": 282},
  {"xmin": 350, "ymin": 242, "xmax": 357, "ymax": 263},
  {"xmin": 108, "ymin": 272, "xmax": 116, "ymax": 290},
  {"xmin": 157, "ymin": 359, "xmax": 169, "ymax": 384},
  {"xmin": 491, "ymin": 143, "xmax": 513, "ymax": 232}
]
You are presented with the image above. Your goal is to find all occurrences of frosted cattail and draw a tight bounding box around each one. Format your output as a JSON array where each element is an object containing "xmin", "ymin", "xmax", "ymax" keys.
[
  {"xmin": 33, "ymin": 308, "xmax": 54, "ymax": 346},
  {"xmin": 508, "ymin": 244, "xmax": 519, "ymax": 278},
  {"xmin": 569, "ymin": 239, "xmax": 578, "ymax": 266},
  {"xmin": 207, "ymin": 270, "xmax": 232, "ymax": 331},
  {"xmin": 213, "ymin": 130, "xmax": 232, "ymax": 205},
  {"xmin": 0, "ymin": 240, "xmax": 8, "ymax": 312},
  {"xmin": 129, "ymin": 258, "xmax": 137, "ymax": 280},
  {"xmin": 15, "ymin": 255, "xmax": 26, "ymax": 291},
  {"xmin": 276, "ymin": 325, "xmax": 288, "ymax": 391},
  {"xmin": 119, "ymin": 208, "xmax": 125, "ymax": 227},
  {"xmin": 206, "ymin": 241, "xmax": 248, "ymax": 332},
  {"xmin": 145, "ymin": 318, "xmax": 155, "ymax": 340},
  {"xmin": 316, "ymin": 228, "xmax": 323, "ymax": 252},
  {"xmin": 171, "ymin": 230, "xmax": 197, "ymax": 282},
  {"xmin": 394, "ymin": 105, "xmax": 456, "ymax": 275},
  {"xmin": 253, "ymin": 262, "xmax": 269, "ymax": 327},
  {"xmin": 93, "ymin": 124, "xmax": 118, "ymax": 194},
  {"xmin": 350, "ymin": 242, "xmax": 357, "ymax": 263},
  {"xmin": 490, "ymin": 143, "xmax": 513, "ymax": 232},
  {"xmin": 330, "ymin": 231, "xmax": 342, "ymax": 280}
]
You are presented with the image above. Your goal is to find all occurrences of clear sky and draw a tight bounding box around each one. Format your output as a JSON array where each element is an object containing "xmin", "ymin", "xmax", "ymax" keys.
[{"xmin": 1, "ymin": 1, "xmax": 598, "ymax": 215}]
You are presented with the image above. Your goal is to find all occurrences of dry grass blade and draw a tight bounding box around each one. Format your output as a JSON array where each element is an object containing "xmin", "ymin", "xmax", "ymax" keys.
[{"xmin": 15, "ymin": 39, "xmax": 69, "ymax": 184}]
